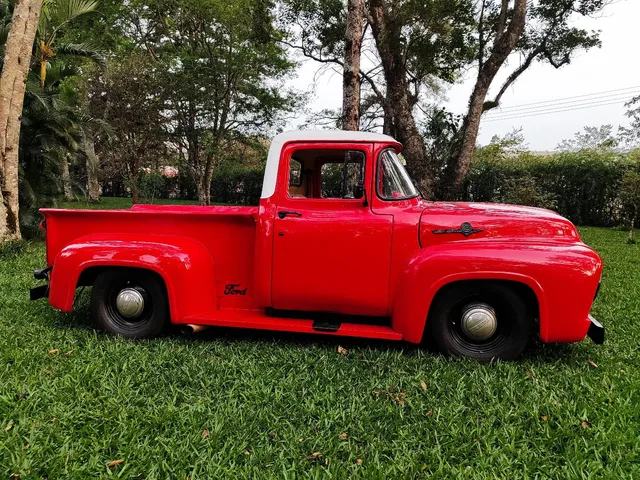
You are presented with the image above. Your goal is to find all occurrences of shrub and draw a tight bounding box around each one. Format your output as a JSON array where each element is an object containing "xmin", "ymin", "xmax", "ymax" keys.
[
  {"xmin": 463, "ymin": 150, "xmax": 639, "ymax": 227},
  {"xmin": 138, "ymin": 171, "xmax": 167, "ymax": 202},
  {"xmin": 210, "ymin": 166, "xmax": 265, "ymax": 205},
  {"xmin": 501, "ymin": 174, "xmax": 558, "ymax": 211},
  {"xmin": 618, "ymin": 170, "xmax": 640, "ymax": 242}
]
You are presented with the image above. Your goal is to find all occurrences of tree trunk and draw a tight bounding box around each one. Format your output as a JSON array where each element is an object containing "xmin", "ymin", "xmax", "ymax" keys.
[
  {"xmin": 62, "ymin": 155, "xmax": 72, "ymax": 200},
  {"xmin": 342, "ymin": 0, "xmax": 364, "ymax": 131},
  {"xmin": 84, "ymin": 135, "xmax": 101, "ymax": 202},
  {"xmin": 131, "ymin": 183, "xmax": 140, "ymax": 204},
  {"xmin": 382, "ymin": 108, "xmax": 394, "ymax": 137},
  {"xmin": 204, "ymin": 158, "xmax": 214, "ymax": 206},
  {"xmin": 197, "ymin": 173, "xmax": 208, "ymax": 206},
  {"xmin": 441, "ymin": 0, "xmax": 527, "ymax": 198},
  {"xmin": 197, "ymin": 156, "xmax": 215, "ymax": 206},
  {"xmin": 369, "ymin": 0, "xmax": 434, "ymax": 199},
  {"xmin": 0, "ymin": 0, "xmax": 43, "ymax": 242}
]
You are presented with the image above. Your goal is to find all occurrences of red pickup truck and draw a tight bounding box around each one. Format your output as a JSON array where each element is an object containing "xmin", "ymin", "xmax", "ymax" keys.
[{"xmin": 30, "ymin": 130, "xmax": 604, "ymax": 360}]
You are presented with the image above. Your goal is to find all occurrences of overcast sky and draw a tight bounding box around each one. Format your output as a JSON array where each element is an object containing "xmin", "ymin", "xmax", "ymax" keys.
[{"xmin": 288, "ymin": 0, "xmax": 640, "ymax": 151}]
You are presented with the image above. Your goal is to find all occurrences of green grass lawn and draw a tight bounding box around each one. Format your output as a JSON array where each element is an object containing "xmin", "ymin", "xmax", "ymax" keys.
[{"xmin": 1, "ymin": 227, "xmax": 639, "ymax": 478}]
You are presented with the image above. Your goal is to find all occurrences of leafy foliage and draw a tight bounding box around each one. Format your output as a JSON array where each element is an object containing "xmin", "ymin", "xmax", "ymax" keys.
[
  {"xmin": 79, "ymin": 0, "xmax": 298, "ymax": 204},
  {"xmin": 210, "ymin": 166, "xmax": 265, "ymax": 205},
  {"xmin": 36, "ymin": 0, "xmax": 103, "ymax": 87},
  {"xmin": 619, "ymin": 96, "xmax": 640, "ymax": 151},
  {"xmin": 86, "ymin": 53, "xmax": 167, "ymax": 203},
  {"xmin": 618, "ymin": 170, "xmax": 640, "ymax": 242},
  {"xmin": 464, "ymin": 150, "xmax": 640, "ymax": 227},
  {"xmin": 556, "ymin": 125, "xmax": 618, "ymax": 152}
]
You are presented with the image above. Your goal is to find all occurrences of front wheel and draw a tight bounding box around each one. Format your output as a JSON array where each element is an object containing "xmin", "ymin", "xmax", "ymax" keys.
[
  {"xmin": 428, "ymin": 283, "xmax": 532, "ymax": 361},
  {"xmin": 91, "ymin": 269, "xmax": 169, "ymax": 339}
]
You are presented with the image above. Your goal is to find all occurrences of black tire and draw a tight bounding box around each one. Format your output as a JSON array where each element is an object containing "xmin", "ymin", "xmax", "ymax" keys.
[
  {"xmin": 428, "ymin": 282, "xmax": 532, "ymax": 361},
  {"xmin": 91, "ymin": 269, "xmax": 169, "ymax": 339}
]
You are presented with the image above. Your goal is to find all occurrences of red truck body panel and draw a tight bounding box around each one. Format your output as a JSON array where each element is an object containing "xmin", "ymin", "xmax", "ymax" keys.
[{"xmin": 35, "ymin": 131, "xmax": 603, "ymax": 346}]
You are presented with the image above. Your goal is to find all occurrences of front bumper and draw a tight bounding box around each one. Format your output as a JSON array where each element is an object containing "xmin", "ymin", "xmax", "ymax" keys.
[
  {"xmin": 30, "ymin": 266, "xmax": 52, "ymax": 300},
  {"xmin": 586, "ymin": 315, "xmax": 604, "ymax": 344}
]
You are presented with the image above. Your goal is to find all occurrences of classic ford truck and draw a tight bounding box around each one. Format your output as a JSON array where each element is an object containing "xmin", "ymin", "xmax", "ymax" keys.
[{"xmin": 30, "ymin": 130, "xmax": 604, "ymax": 360}]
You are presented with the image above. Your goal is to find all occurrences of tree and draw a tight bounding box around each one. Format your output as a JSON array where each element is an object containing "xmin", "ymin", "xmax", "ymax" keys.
[
  {"xmin": 443, "ymin": 0, "xmax": 526, "ymax": 196},
  {"xmin": 473, "ymin": 127, "xmax": 528, "ymax": 161},
  {"xmin": 619, "ymin": 171, "xmax": 640, "ymax": 244},
  {"xmin": 0, "ymin": 0, "xmax": 43, "ymax": 242},
  {"xmin": 36, "ymin": 0, "xmax": 102, "ymax": 88},
  {"xmin": 86, "ymin": 53, "xmax": 166, "ymax": 204},
  {"xmin": 619, "ymin": 96, "xmax": 640, "ymax": 151},
  {"xmin": 18, "ymin": 64, "xmax": 88, "ymax": 233},
  {"xmin": 282, "ymin": 0, "xmax": 476, "ymax": 198},
  {"xmin": 83, "ymin": 0, "xmax": 297, "ymax": 205},
  {"xmin": 342, "ymin": 0, "xmax": 364, "ymax": 130},
  {"xmin": 150, "ymin": 0, "xmax": 298, "ymax": 205},
  {"xmin": 84, "ymin": 132, "xmax": 100, "ymax": 201},
  {"xmin": 35, "ymin": 0, "xmax": 104, "ymax": 200},
  {"xmin": 441, "ymin": 0, "xmax": 605, "ymax": 197},
  {"xmin": 284, "ymin": 0, "xmax": 606, "ymax": 198},
  {"xmin": 556, "ymin": 125, "xmax": 618, "ymax": 152}
]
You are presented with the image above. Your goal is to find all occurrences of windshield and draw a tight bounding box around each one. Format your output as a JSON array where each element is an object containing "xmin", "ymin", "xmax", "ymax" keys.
[{"xmin": 377, "ymin": 149, "xmax": 419, "ymax": 200}]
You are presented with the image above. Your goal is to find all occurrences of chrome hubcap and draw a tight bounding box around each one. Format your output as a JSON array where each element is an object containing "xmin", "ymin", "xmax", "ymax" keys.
[
  {"xmin": 460, "ymin": 303, "xmax": 497, "ymax": 341},
  {"xmin": 115, "ymin": 288, "xmax": 145, "ymax": 318}
]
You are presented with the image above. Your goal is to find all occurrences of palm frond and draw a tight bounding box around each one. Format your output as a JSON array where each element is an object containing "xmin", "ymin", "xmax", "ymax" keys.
[
  {"xmin": 56, "ymin": 42, "xmax": 106, "ymax": 68},
  {"xmin": 44, "ymin": 62, "xmax": 82, "ymax": 85},
  {"xmin": 76, "ymin": 114, "xmax": 114, "ymax": 139},
  {"xmin": 41, "ymin": 0, "xmax": 100, "ymax": 42},
  {"xmin": 24, "ymin": 83, "xmax": 56, "ymax": 111}
]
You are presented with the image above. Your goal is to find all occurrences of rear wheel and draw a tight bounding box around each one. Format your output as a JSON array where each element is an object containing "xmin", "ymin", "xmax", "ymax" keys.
[
  {"xmin": 428, "ymin": 282, "xmax": 532, "ymax": 361},
  {"xmin": 91, "ymin": 269, "xmax": 169, "ymax": 338}
]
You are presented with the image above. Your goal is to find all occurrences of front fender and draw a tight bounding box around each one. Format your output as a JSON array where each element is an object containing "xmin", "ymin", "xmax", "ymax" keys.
[
  {"xmin": 392, "ymin": 241, "xmax": 602, "ymax": 343},
  {"xmin": 49, "ymin": 234, "xmax": 217, "ymax": 323}
]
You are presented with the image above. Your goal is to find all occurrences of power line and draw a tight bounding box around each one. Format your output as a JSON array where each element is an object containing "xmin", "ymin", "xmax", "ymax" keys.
[
  {"xmin": 484, "ymin": 90, "xmax": 640, "ymax": 116},
  {"xmin": 483, "ymin": 98, "xmax": 628, "ymax": 122},
  {"xmin": 483, "ymin": 85, "xmax": 640, "ymax": 112},
  {"xmin": 484, "ymin": 95, "xmax": 634, "ymax": 119}
]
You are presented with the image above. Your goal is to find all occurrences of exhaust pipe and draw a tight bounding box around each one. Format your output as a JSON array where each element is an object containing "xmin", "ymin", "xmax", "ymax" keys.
[{"xmin": 180, "ymin": 324, "xmax": 209, "ymax": 334}]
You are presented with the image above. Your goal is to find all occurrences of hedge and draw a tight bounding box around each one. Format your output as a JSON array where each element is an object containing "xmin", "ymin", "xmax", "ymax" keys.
[
  {"xmin": 463, "ymin": 150, "xmax": 640, "ymax": 227},
  {"xmin": 125, "ymin": 150, "xmax": 640, "ymax": 227},
  {"xmin": 133, "ymin": 166, "xmax": 265, "ymax": 205},
  {"xmin": 210, "ymin": 166, "xmax": 264, "ymax": 205}
]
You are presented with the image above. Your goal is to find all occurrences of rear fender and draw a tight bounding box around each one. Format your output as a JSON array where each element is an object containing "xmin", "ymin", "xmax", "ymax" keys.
[
  {"xmin": 392, "ymin": 241, "xmax": 601, "ymax": 343},
  {"xmin": 49, "ymin": 234, "xmax": 216, "ymax": 323}
]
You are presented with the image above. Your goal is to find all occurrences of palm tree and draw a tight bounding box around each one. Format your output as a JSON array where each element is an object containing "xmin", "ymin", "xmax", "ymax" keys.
[
  {"xmin": 1, "ymin": 0, "xmax": 105, "ymax": 238},
  {"xmin": 37, "ymin": 0, "xmax": 104, "ymax": 87},
  {"xmin": 19, "ymin": 63, "xmax": 85, "ymax": 234}
]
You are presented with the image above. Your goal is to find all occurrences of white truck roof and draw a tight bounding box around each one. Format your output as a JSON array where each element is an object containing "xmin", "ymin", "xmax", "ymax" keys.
[{"xmin": 261, "ymin": 130, "xmax": 399, "ymax": 199}]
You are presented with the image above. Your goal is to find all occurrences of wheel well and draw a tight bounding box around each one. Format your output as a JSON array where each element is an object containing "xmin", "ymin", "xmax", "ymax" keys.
[
  {"xmin": 77, "ymin": 266, "xmax": 167, "ymax": 292},
  {"xmin": 428, "ymin": 279, "xmax": 540, "ymax": 322}
]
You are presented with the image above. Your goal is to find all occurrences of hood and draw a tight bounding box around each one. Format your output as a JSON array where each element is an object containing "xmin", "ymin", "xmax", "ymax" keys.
[{"xmin": 419, "ymin": 202, "xmax": 581, "ymax": 246}]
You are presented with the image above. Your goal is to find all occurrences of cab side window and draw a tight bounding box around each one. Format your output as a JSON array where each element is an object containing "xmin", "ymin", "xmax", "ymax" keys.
[{"xmin": 287, "ymin": 149, "xmax": 365, "ymax": 199}]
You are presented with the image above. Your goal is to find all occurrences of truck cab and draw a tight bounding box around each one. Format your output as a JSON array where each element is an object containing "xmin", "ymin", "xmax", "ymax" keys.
[{"xmin": 31, "ymin": 130, "xmax": 604, "ymax": 360}]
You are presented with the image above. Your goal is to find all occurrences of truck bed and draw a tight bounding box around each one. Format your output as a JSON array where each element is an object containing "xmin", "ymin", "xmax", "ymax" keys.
[
  {"xmin": 41, "ymin": 204, "xmax": 258, "ymax": 264},
  {"xmin": 41, "ymin": 204, "xmax": 259, "ymax": 308}
]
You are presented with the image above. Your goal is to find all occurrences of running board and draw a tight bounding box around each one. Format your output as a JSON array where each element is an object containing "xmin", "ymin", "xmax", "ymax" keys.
[{"xmin": 183, "ymin": 311, "xmax": 402, "ymax": 341}]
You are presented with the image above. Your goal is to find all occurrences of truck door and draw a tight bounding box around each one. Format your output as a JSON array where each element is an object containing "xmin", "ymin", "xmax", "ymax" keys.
[{"xmin": 271, "ymin": 142, "xmax": 393, "ymax": 316}]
